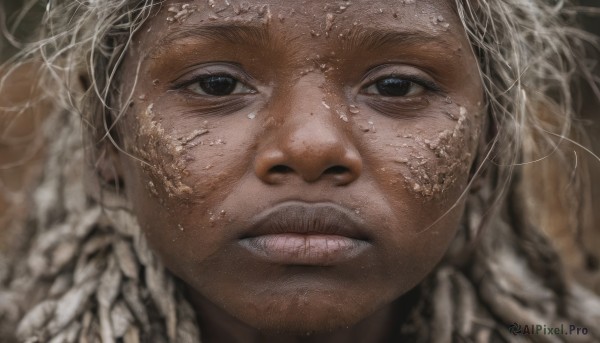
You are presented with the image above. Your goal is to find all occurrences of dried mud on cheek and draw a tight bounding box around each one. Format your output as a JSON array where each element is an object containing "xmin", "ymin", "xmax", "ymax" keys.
[
  {"xmin": 131, "ymin": 104, "xmax": 193, "ymax": 201},
  {"xmin": 397, "ymin": 107, "xmax": 475, "ymax": 199}
]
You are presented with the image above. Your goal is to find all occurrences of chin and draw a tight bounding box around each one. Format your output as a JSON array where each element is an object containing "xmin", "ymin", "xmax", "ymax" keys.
[
  {"xmin": 246, "ymin": 311, "xmax": 361, "ymax": 335},
  {"xmin": 233, "ymin": 292, "xmax": 375, "ymax": 335}
]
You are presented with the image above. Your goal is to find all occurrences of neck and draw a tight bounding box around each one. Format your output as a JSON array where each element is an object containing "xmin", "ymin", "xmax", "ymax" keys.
[{"xmin": 186, "ymin": 288, "xmax": 418, "ymax": 343}]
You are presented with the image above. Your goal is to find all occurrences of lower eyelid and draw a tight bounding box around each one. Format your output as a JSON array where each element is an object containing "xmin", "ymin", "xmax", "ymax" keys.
[
  {"xmin": 180, "ymin": 97, "xmax": 251, "ymax": 117},
  {"xmin": 363, "ymin": 96, "xmax": 431, "ymax": 114}
]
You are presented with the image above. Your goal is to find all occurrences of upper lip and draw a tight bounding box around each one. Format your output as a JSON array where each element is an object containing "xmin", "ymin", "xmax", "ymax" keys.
[{"xmin": 241, "ymin": 201, "xmax": 370, "ymax": 240}]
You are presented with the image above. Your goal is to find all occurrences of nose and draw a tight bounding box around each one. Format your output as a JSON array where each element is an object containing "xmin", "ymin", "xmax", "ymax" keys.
[{"xmin": 254, "ymin": 114, "xmax": 363, "ymax": 186}]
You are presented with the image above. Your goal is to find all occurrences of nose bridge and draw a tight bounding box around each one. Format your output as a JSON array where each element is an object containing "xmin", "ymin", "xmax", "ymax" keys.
[
  {"xmin": 282, "ymin": 72, "xmax": 343, "ymax": 148},
  {"xmin": 254, "ymin": 78, "xmax": 362, "ymax": 185}
]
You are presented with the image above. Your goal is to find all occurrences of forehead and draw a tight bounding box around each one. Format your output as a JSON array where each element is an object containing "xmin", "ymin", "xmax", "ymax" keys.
[
  {"xmin": 137, "ymin": 0, "xmax": 464, "ymax": 56},
  {"xmin": 154, "ymin": 0, "xmax": 457, "ymax": 22}
]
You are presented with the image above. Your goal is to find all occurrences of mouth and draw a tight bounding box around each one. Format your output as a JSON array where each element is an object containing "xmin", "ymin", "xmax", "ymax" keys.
[{"xmin": 238, "ymin": 202, "xmax": 371, "ymax": 266}]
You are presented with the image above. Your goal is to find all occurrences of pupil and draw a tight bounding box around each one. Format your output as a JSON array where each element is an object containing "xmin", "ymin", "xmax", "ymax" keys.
[
  {"xmin": 199, "ymin": 75, "xmax": 237, "ymax": 96},
  {"xmin": 376, "ymin": 78, "xmax": 411, "ymax": 96}
]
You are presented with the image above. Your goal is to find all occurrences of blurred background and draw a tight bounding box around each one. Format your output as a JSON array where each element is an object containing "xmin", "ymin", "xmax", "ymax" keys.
[{"xmin": 0, "ymin": 1, "xmax": 46, "ymax": 251}]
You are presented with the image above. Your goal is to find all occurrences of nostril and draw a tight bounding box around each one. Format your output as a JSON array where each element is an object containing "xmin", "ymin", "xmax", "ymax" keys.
[
  {"xmin": 323, "ymin": 165, "xmax": 359, "ymax": 186},
  {"xmin": 323, "ymin": 165, "xmax": 350, "ymax": 175},
  {"xmin": 269, "ymin": 165, "xmax": 294, "ymax": 174}
]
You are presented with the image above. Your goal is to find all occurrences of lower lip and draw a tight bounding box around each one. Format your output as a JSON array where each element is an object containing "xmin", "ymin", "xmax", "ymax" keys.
[{"xmin": 239, "ymin": 234, "xmax": 369, "ymax": 266}]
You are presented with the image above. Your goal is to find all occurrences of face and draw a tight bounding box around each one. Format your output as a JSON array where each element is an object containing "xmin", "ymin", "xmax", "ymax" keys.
[{"xmin": 117, "ymin": 0, "xmax": 483, "ymax": 334}]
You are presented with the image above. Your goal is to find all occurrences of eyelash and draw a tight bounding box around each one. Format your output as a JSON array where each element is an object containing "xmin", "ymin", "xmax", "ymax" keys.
[
  {"xmin": 361, "ymin": 75, "xmax": 442, "ymax": 96},
  {"xmin": 400, "ymin": 76, "xmax": 441, "ymax": 93},
  {"xmin": 172, "ymin": 67, "xmax": 443, "ymax": 100},
  {"xmin": 173, "ymin": 70, "xmax": 256, "ymax": 97}
]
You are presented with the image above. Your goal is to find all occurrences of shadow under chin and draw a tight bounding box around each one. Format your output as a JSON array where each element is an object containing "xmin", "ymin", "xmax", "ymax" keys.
[
  {"xmin": 250, "ymin": 310, "xmax": 363, "ymax": 336},
  {"xmin": 229, "ymin": 290, "xmax": 418, "ymax": 342}
]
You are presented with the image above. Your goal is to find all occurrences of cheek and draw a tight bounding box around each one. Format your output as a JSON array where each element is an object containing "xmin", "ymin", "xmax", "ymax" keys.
[
  {"xmin": 125, "ymin": 103, "xmax": 193, "ymax": 201},
  {"xmin": 377, "ymin": 104, "xmax": 480, "ymax": 201},
  {"xmin": 120, "ymin": 101, "xmax": 254, "ymax": 273},
  {"xmin": 123, "ymin": 101, "xmax": 248, "ymax": 203}
]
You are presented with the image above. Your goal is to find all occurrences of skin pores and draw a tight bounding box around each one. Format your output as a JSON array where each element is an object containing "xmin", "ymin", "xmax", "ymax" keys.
[{"xmin": 116, "ymin": 0, "xmax": 484, "ymax": 340}]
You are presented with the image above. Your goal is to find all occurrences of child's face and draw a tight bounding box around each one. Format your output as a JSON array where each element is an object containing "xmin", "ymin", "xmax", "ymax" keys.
[{"xmin": 118, "ymin": 0, "xmax": 483, "ymax": 333}]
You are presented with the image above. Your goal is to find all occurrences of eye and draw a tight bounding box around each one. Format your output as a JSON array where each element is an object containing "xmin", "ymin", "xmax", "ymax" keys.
[
  {"xmin": 186, "ymin": 74, "xmax": 255, "ymax": 96},
  {"xmin": 363, "ymin": 77, "xmax": 425, "ymax": 97}
]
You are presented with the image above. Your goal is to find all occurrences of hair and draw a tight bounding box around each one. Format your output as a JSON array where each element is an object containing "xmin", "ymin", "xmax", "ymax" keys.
[{"xmin": 1, "ymin": 0, "xmax": 599, "ymax": 342}]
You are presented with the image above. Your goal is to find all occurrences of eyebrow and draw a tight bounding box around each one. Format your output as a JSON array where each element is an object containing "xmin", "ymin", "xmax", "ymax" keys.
[
  {"xmin": 155, "ymin": 24, "xmax": 271, "ymax": 50},
  {"xmin": 152, "ymin": 24, "xmax": 453, "ymax": 56},
  {"xmin": 342, "ymin": 27, "xmax": 454, "ymax": 51}
]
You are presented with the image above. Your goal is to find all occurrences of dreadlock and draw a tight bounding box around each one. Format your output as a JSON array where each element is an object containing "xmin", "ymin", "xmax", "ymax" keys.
[{"xmin": 1, "ymin": 0, "xmax": 599, "ymax": 342}]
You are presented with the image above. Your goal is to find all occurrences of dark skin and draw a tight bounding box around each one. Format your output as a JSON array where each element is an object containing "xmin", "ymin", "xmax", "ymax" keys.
[{"xmin": 112, "ymin": 0, "xmax": 484, "ymax": 341}]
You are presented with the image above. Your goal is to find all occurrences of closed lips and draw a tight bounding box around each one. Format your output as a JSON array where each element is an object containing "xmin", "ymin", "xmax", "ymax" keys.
[{"xmin": 238, "ymin": 202, "xmax": 372, "ymax": 265}]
